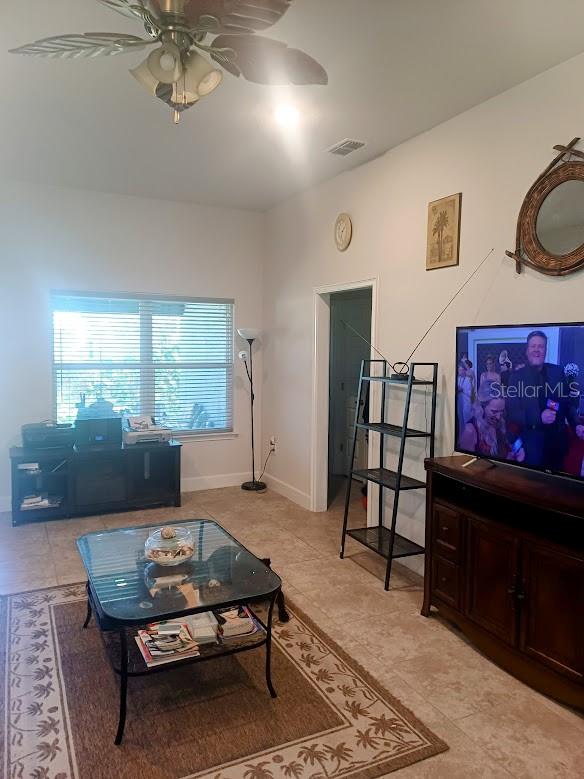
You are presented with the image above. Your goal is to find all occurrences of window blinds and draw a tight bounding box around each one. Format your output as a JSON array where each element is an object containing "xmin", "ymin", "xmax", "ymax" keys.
[{"xmin": 51, "ymin": 293, "xmax": 234, "ymax": 434}]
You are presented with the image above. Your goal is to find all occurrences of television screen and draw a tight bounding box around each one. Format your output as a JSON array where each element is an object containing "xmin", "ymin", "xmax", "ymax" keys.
[{"xmin": 456, "ymin": 323, "xmax": 584, "ymax": 479}]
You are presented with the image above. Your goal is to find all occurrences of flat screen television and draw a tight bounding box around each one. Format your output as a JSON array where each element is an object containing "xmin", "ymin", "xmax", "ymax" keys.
[{"xmin": 455, "ymin": 322, "xmax": 584, "ymax": 480}]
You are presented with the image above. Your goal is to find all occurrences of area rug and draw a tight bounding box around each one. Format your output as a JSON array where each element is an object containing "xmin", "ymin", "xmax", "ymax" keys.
[{"xmin": 1, "ymin": 584, "xmax": 448, "ymax": 779}]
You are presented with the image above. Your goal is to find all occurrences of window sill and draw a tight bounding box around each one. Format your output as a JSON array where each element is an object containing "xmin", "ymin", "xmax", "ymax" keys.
[{"xmin": 174, "ymin": 432, "xmax": 239, "ymax": 443}]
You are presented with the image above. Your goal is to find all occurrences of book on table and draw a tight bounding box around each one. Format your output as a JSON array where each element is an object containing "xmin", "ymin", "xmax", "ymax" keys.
[
  {"xmin": 214, "ymin": 606, "xmax": 261, "ymax": 640},
  {"xmin": 182, "ymin": 611, "xmax": 219, "ymax": 645}
]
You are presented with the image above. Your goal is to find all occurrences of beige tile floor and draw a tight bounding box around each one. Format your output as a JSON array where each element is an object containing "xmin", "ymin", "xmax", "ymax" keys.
[{"xmin": 1, "ymin": 485, "xmax": 583, "ymax": 778}]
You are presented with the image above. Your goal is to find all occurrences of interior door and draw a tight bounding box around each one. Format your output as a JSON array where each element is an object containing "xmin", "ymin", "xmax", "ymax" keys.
[
  {"xmin": 519, "ymin": 543, "xmax": 584, "ymax": 681},
  {"xmin": 465, "ymin": 516, "xmax": 520, "ymax": 645},
  {"xmin": 327, "ymin": 289, "xmax": 372, "ymax": 504}
]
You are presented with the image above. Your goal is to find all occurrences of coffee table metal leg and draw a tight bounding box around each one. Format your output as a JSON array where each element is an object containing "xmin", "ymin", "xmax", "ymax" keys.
[
  {"xmin": 265, "ymin": 592, "xmax": 278, "ymax": 699},
  {"xmin": 260, "ymin": 558, "xmax": 290, "ymax": 623},
  {"xmin": 276, "ymin": 589, "xmax": 290, "ymax": 623},
  {"xmin": 82, "ymin": 582, "xmax": 92, "ymax": 629},
  {"xmin": 115, "ymin": 630, "xmax": 128, "ymax": 745}
]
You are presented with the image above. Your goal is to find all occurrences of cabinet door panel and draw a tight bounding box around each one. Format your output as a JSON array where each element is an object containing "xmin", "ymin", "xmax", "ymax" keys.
[
  {"xmin": 127, "ymin": 449, "xmax": 178, "ymax": 501},
  {"xmin": 465, "ymin": 517, "xmax": 519, "ymax": 645},
  {"xmin": 432, "ymin": 502, "xmax": 461, "ymax": 562},
  {"xmin": 520, "ymin": 544, "xmax": 584, "ymax": 681},
  {"xmin": 432, "ymin": 555, "xmax": 460, "ymax": 608},
  {"xmin": 73, "ymin": 454, "xmax": 127, "ymax": 508}
]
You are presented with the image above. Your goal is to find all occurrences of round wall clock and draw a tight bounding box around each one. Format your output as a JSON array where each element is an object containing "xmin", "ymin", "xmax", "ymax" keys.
[{"xmin": 334, "ymin": 213, "xmax": 353, "ymax": 251}]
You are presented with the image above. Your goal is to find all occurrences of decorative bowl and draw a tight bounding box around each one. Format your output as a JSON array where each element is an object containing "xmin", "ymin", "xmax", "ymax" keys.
[{"xmin": 144, "ymin": 526, "xmax": 195, "ymax": 566}]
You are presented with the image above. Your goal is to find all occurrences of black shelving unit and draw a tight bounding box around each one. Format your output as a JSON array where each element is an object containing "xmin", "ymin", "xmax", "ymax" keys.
[
  {"xmin": 340, "ymin": 360, "xmax": 438, "ymax": 590},
  {"xmin": 10, "ymin": 442, "xmax": 182, "ymax": 525}
]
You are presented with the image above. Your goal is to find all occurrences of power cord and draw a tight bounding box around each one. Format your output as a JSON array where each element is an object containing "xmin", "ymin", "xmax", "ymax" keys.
[
  {"xmin": 425, "ymin": 387, "xmax": 429, "ymax": 457},
  {"xmin": 258, "ymin": 448, "xmax": 273, "ymax": 482}
]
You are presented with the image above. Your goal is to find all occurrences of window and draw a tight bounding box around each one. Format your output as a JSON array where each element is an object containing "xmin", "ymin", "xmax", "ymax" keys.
[{"xmin": 51, "ymin": 292, "xmax": 234, "ymax": 434}]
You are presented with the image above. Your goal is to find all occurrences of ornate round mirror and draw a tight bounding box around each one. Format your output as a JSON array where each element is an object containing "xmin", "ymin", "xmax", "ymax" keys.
[{"xmin": 507, "ymin": 140, "xmax": 584, "ymax": 276}]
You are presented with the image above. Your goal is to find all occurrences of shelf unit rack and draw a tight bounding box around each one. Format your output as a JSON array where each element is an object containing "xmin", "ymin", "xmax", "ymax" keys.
[{"xmin": 340, "ymin": 360, "xmax": 438, "ymax": 590}]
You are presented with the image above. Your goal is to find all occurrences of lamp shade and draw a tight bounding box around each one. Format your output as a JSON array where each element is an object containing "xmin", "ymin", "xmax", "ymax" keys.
[
  {"xmin": 238, "ymin": 328, "xmax": 261, "ymax": 341},
  {"xmin": 147, "ymin": 41, "xmax": 183, "ymax": 84},
  {"xmin": 183, "ymin": 51, "xmax": 223, "ymax": 97},
  {"xmin": 129, "ymin": 58, "xmax": 159, "ymax": 96}
]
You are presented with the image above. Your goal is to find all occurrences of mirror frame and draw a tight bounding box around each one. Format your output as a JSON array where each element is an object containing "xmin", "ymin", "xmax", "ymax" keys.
[{"xmin": 506, "ymin": 138, "xmax": 584, "ymax": 276}]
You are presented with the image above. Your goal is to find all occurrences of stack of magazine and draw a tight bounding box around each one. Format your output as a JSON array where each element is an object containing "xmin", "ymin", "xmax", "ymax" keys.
[
  {"xmin": 134, "ymin": 607, "xmax": 262, "ymax": 667},
  {"xmin": 135, "ymin": 622, "xmax": 201, "ymax": 667}
]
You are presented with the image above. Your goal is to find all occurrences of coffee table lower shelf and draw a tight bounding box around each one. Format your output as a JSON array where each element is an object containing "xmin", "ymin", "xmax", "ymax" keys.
[
  {"xmin": 101, "ymin": 614, "xmax": 269, "ymax": 677},
  {"xmin": 84, "ymin": 586, "xmax": 279, "ymax": 745}
]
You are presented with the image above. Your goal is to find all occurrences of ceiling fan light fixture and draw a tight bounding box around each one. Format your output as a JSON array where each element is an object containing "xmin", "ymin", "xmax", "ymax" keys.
[
  {"xmin": 183, "ymin": 51, "xmax": 223, "ymax": 97},
  {"xmin": 171, "ymin": 79, "xmax": 200, "ymax": 108},
  {"xmin": 147, "ymin": 41, "xmax": 183, "ymax": 84},
  {"xmin": 129, "ymin": 57, "xmax": 159, "ymax": 96}
]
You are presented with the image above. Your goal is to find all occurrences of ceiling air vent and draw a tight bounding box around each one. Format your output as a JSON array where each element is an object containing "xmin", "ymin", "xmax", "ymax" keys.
[{"xmin": 327, "ymin": 138, "xmax": 366, "ymax": 157}]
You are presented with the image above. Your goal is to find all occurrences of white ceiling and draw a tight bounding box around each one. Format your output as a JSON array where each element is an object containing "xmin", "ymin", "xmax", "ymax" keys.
[{"xmin": 3, "ymin": 0, "xmax": 584, "ymax": 211}]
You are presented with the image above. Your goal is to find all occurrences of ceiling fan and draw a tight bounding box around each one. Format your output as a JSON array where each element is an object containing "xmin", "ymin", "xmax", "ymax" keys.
[{"xmin": 10, "ymin": 0, "xmax": 328, "ymax": 124}]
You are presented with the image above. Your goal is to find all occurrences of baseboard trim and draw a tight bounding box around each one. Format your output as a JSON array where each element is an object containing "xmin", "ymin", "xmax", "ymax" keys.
[
  {"xmin": 182, "ymin": 472, "xmax": 249, "ymax": 492},
  {"xmin": 263, "ymin": 473, "xmax": 311, "ymax": 510}
]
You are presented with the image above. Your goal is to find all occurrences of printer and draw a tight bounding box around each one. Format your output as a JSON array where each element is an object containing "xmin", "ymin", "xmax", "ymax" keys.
[
  {"xmin": 22, "ymin": 421, "xmax": 75, "ymax": 450},
  {"xmin": 123, "ymin": 416, "xmax": 172, "ymax": 445}
]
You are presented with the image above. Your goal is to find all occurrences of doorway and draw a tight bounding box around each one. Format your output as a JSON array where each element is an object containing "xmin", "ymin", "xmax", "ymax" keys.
[
  {"xmin": 311, "ymin": 277, "xmax": 378, "ymax": 513},
  {"xmin": 327, "ymin": 288, "xmax": 372, "ymax": 506}
]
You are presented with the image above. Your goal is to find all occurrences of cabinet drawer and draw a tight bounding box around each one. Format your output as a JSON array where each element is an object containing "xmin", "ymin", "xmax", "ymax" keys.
[
  {"xmin": 432, "ymin": 555, "xmax": 460, "ymax": 608},
  {"xmin": 432, "ymin": 502, "xmax": 461, "ymax": 562}
]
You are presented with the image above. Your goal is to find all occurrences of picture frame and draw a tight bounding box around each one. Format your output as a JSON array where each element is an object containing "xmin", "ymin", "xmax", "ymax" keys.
[{"xmin": 426, "ymin": 192, "xmax": 462, "ymax": 270}]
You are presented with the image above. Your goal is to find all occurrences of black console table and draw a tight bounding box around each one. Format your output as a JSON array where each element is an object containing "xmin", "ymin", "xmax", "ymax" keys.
[
  {"xmin": 10, "ymin": 441, "xmax": 181, "ymax": 526},
  {"xmin": 423, "ymin": 455, "xmax": 584, "ymax": 710}
]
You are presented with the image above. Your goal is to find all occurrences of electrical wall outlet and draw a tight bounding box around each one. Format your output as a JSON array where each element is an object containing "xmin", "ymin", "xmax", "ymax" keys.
[{"xmin": 269, "ymin": 436, "xmax": 277, "ymax": 453}]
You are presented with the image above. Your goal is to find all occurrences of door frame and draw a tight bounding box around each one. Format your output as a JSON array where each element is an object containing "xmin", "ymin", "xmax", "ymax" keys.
[{"xmin": 310, "ymin": 277, "xmax": 379, "ymax": 513}]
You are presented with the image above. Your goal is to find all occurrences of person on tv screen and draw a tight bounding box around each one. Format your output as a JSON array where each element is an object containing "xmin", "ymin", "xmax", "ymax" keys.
[
  {"xmin": 563, "ymin": 414, "xmax": 584, "ymax": 477},
  {"xmin": 498, "ymin": 350, "xmax": 513, "ymax": 386},
  {"xmin": 506, "ymin": 331, "xmax": 584, "ymax": 469},
  {"xmin": 457, "ymin": 359, "xmax": 475, "ymax": 439},
  {"xmin": 459, "ymin": 380, "xmax": 525, "ymax": 462},
  {"xmin": 480, "ymin": 354, "xmax": 500, "ymax": 386}
]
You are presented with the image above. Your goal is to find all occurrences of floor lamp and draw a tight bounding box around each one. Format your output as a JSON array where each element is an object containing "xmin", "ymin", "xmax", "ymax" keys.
[{"xmin": 238, "ymin": 328, "xmax": 266, "ymax": 492}]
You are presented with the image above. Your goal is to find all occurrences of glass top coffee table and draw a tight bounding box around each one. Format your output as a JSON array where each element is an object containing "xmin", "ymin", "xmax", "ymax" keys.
[{"xmin": 77, "ymin": 519, "xmax": 283, "ymax": 745}]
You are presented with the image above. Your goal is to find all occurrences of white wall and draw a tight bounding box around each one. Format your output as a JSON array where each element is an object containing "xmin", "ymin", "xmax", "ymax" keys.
[
  {"xmin": 0, "ymin": 181, "xmax": 265, "ymax": 509},
  {"xmin": 262, "ymin": 52, "xmax": 584, "ymax": 569}
]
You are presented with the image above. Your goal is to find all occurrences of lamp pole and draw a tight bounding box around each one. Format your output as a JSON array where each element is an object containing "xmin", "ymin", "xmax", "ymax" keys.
[{"xmin": 241, "ymin": 336, "xmax": 266, "ymax": 492}]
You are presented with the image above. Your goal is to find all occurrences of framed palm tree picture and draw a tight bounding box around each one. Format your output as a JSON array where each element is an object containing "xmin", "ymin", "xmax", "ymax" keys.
[{"xmin": 426, "ymin": 192, "xmax": 462, "ymax": 270}]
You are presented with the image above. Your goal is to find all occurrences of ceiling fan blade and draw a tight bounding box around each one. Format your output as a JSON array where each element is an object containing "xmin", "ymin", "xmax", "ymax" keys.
[
  {"xmin": 9, "ymin": 33, "xmax": 154, "ymax": 59},
  {"xmin": 188, "ymin": 13, "xmax": 254, "ymax": 36},
  {"xmin": 185, "ymin": 0, "xmax": 292, "ymax": 34},
  {"xmin": 209, "ymin": 34, "xmax": 327, "ymax": 85},
  {"xmin": 97, "ymin": 1, "xmax": 149, "ymax": 20}
]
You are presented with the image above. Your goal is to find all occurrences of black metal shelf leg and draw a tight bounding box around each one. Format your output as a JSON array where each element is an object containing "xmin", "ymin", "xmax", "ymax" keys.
[
  {"xmin": 385, "ymin": 371, "xmax": 414, "ymax": 590},
  {"xmin": 265, "ymin": 592, "xmax": 277, "ymax": 699},
  {"xmin": 114, "ymin": 629, "xmax": 129, "ymax": 745},
  {"xmin": 384, "ymin": 500, "xmax": 400, "ymax": 590},
  {"xmin": 82, "ymin": 581, "xmax": 92, "ymax": 629},
  {"xmin": 340, "ymin": 361, "xmax": 366, "ymax": 559},
  {"xmin": 340, "ymin": 476, "xmax": 353, "ymax": 559}
]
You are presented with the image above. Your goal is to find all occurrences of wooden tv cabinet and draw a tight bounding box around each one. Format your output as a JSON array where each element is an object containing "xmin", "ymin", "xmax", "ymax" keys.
[{"xmin": 423, "ymin": 455, "xmax": 584, "ymax": 710}]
